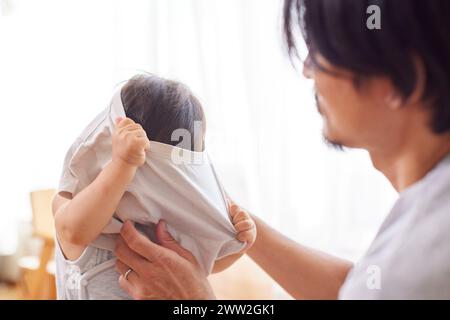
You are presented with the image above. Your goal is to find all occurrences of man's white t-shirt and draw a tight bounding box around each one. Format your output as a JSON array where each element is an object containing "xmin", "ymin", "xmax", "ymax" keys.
[{"xmin": 339, "ymin": 154, "xmax": 450, "ymax": 299}]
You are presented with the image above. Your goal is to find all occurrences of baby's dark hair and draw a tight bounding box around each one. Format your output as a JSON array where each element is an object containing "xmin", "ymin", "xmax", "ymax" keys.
[{"xmin": 121, "ymin": 74, "xmax": 205, "ymax": 151}]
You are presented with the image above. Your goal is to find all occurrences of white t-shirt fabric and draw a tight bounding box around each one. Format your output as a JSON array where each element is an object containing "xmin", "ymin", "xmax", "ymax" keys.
[
  {"xmin": 57, "ymin": 87, "xmax": 245, "ymax": 275},
  {"xmin": 339, "ymin": 153, "xmax": 450, "ymax": 299}
]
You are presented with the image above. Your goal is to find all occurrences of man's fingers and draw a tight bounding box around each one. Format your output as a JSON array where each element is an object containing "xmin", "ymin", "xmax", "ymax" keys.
[
  {"xmin": 118, "ymin": 274, "xmax": 142, "ymax": 300},
  {"xmin": 116, "ymin": 260, "xmax": 140, "ymax": 281},
  {"xmin": 155, "ymin": 220, "xmax": 198, "ymax": 266},
  {"xmin": 115, "ymin": 235, "xmax": 150, "ymax": 275},
  {"xmin": 115, "ymin": 259, "xmax": 129, "ymax": 275},
  {"xmin": 120, "ymin": 220, "xmax": 167, "ymax": 263}
]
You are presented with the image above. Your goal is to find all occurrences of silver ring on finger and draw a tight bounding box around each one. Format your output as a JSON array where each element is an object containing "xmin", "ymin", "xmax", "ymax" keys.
[{"xmin": 124, "ymin": 268, "xmax": 133, "ymax": 281}]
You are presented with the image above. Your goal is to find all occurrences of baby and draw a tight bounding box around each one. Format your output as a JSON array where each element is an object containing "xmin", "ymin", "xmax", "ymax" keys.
[{"xmin": 52, "ymin": 74, "xmax": 256, "ymax": 299}]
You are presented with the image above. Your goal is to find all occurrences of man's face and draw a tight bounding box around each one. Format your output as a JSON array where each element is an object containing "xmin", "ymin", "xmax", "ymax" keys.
[{"xmin": 303, "ymin": 54, "xmax": 407, "ymax": 151}]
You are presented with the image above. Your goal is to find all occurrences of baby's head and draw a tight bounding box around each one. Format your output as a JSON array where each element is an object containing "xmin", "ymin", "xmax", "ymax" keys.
[{"xmin": 121, "ymin": 74, "xmax": 205, "ymax": 151}]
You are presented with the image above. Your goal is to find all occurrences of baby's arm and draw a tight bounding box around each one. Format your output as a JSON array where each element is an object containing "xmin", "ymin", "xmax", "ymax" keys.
[
  {"xmin": 53, "ymin": 118, "xmax": 150, "ymax": 258},
  {"xmin": 212, "ymin": 201, "xmax": 257, "ymax": 273}
]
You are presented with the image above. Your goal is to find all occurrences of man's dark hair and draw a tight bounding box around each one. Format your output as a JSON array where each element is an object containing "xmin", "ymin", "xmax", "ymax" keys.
[
  {"xmin": 283, "ymin": 0, "xmax": 450, "ymax": 134},
  {"xmin": 121, "ymin": 74, "xmax": 205, "ymax": 151}
]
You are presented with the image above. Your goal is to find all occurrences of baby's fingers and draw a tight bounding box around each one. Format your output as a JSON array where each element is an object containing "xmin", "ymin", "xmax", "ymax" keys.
[
  {"xmin": 228, "ymin": 203, "xmax": 249, "ymax": 221},
  {"xmin": 123, "ymin": 124, "xmax": 145, "ymax": 135},
  {"xmin": 232, "ymin": 210, "xmax": 250, "ymax": 224},
  {"xmin": 236, "ymin": 230, "xmax": 254, "ymax": 243},
  {"xmin": 139, "ymin": 137, "xmax": 151, "ymax": 151},
  {"xmin": 115, "ymin": 117, "xmax": 124, "ymax": 126},
  {"xmin": 229, "ymin": 204, "xmax": 240, "ymax": 217},
  {"xmin": 116, "ymin": 117, "xmax": 135, "ymax": 129},
  {"xmin": 131, "ymin": 137, "xmax": 150, "ymax": 152},
  {"xmin": 234, "ymin": 219, "xmax": 255, "ymax": 232}
]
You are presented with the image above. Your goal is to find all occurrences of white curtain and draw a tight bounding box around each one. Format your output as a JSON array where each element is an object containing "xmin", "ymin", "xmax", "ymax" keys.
[{"xmin": 0, "ymin": 0, "xmax": 397, "ymax": 262}]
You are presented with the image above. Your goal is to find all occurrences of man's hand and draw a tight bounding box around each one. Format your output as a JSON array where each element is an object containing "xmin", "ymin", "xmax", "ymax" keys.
[
  {"xmin": 113, "ymin": 117, "xmax": 150, "ymax": 167},
  {"xmin": 114, "ymin": 220, "xmax": 216, "ymax": 300}
]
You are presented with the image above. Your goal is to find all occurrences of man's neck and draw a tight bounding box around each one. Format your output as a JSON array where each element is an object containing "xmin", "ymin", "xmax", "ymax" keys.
[{"xmin": 369, "ymin": 130, "xmax": 450, "ymax": 193}]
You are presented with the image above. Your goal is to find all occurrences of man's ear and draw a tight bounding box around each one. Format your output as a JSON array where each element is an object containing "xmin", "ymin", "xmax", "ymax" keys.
[
  {"xmin": 406, "ymin": 55, "xmax": 426, "ymax": 105},
  {"xmin": 381, "ymin": 55, "xmax": 426, "ymax": 111},
  {"xmin": 385, "ymin": 92, "xmax": 403, "ymax": 110}
]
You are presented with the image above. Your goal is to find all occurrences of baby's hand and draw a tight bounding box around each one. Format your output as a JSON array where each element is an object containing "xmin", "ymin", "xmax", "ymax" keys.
[
  {"xmin": 211, "ymin": 200, "xmax": 257, "ymax": 273},
  {"xmin": 113, "ymin": 117, "xmax": 150, "ymax": 167},
  {"xmin": 229, "ymin": 200, "xmax": 256, "ymax": 251}
]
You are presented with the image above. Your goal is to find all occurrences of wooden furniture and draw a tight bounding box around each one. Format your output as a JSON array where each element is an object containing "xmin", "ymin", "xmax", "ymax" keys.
[{"xmin": 18, "ymin": 189, "xmax": 56, "ymax": 300}]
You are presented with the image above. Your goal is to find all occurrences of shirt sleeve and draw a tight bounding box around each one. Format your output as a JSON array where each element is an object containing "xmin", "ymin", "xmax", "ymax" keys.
[
  {"xmin": 57, "ymin": 107, "xmax": 110, "ymax": 196},
  {"xmin": 58, "ymin": 137, "xmax": 83, "ymax": 196}
]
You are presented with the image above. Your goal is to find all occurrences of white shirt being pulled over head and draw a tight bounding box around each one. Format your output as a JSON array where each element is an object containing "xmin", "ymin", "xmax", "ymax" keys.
[{"xmin": 58, "ymin": 84, "xmax": 244, "ymax": 275}]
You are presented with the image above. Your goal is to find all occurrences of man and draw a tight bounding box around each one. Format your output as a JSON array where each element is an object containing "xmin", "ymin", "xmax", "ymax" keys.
[{"xmin": 114, "ymin": 0, "xmax": 450, "ymax": 299}]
